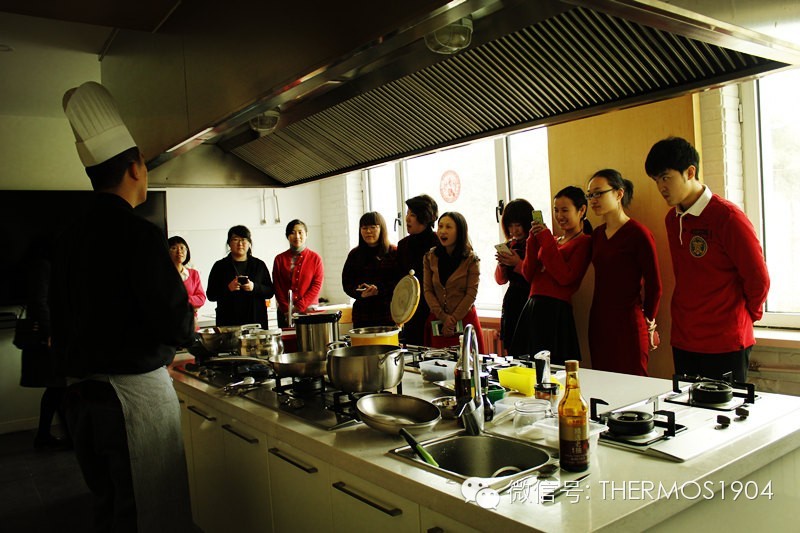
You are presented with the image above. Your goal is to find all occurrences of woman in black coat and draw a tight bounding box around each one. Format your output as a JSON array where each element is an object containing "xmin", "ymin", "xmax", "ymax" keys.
[{"xmin": 207, "ymin": 225, "xmax": 275, "ymax": 327}]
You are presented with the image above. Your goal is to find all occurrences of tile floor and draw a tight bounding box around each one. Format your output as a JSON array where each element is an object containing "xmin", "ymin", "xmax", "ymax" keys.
[{"xmin": 0, "ymin": 429, "xmax": 92, "ymax": 532}]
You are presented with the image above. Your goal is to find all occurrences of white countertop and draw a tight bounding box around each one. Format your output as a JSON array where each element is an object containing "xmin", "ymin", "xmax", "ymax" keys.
[{"xmin": 171, "ymin": 363, "xmax": 800, "ymax": 532}]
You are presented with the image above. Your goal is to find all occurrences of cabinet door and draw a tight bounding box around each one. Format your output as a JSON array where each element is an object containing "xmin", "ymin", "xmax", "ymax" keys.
[
  {"xmin": 267, "ymin": 437, "xmax": 332, "ymax": 532},
  {"xmin": 330, "ymin": 466, "xmax": 419, "ymax": 533},
  {"xmin": 185, "ymin": 398, "xmax": 227, "ymax": 533},
  {"xmin": 419, "ymin": 507, "xmax": 480, "ymax": 533},
  {"xmin": 221, "ymin": 416, "xmax": 273, "ymax": 533},
  {"xmin": 175, "ymin": 392, "xmax": 197, "ymax": 525}
]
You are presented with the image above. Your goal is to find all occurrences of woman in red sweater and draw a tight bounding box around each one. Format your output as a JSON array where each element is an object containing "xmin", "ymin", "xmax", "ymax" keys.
[
  {"xmin": 587, "ymin": 169, "xmax": 661, "ymax": 376},
  {"xmin": 168, "ymin": 236, "xmax": 206, "ymax": 329},
  {"xmin": 272, "ymin": 219, "xmax": 324, "ymax": 327},
  {"xmin": 508, "ymin": 187, "xmax": 592, "ymax": 365}
]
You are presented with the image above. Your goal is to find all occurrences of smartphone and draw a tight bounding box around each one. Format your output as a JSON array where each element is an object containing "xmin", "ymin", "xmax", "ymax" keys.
[
  {"xmin": 532, "ymin": 209, "xmax": 544, "ymax": 225},
  {"xmin": 356, "ymin": 287, "xmax": 367, "ymax": 292},
  {"xmin": 237, "ymin": 275, "xmax": 249, "ymax": 284},
  {"xmin": 495, "ymin": 242, "xmax": 512, "ymax": 255}
]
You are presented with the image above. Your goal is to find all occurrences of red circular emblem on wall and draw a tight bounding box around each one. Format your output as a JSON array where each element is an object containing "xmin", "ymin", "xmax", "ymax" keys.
[{"xmin": 439, "ymin": 170, "xmax": 461, "ymax": 203}]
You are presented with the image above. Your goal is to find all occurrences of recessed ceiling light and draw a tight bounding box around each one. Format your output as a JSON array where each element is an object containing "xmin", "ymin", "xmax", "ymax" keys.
[{"xmin": 0, "ymin": 44, "xmax": 14, "ymax": 52}]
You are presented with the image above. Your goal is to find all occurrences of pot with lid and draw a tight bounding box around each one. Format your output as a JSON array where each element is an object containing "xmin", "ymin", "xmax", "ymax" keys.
[{"xmin": 294, "ymin": 310, "xmax": 342, "ymax": 353}]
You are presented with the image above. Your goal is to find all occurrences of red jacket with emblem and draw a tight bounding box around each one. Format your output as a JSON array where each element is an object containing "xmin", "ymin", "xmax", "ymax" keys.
[{"xmin": 666, "ymin": 194, "xmax": 769, "ymax": 353}]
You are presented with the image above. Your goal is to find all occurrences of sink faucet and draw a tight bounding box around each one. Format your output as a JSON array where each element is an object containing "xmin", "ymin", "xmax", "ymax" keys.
[{"xmin": 458, "ymin": 324, "xmax": 484, "ymax": 435}]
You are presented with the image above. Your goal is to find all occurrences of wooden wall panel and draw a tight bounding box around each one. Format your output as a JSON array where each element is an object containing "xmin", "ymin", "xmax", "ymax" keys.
[{"xmin": 547, "ymin": 95, "xmax": 698, "ymax": 379}]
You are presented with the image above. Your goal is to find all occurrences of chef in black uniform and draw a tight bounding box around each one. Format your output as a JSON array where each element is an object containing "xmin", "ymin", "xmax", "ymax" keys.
[{"xmin": 52, "ymin": 82, "xmax": 194, "ymax": 532}]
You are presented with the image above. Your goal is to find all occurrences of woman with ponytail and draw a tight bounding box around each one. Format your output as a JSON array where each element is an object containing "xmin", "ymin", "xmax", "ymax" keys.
[
  {"xmin": 587, "ymin": 169, "xmax": 662, "ymax": 376},
  {"xmin": 508, "ymin": 186, "xmax": 593, "ymax": 364}
]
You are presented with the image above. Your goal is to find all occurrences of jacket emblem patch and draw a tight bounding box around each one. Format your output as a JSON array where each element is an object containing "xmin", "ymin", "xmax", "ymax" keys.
[{"xmin": 689, "ymin": 235, "xmax": 708, "ymax": 257}]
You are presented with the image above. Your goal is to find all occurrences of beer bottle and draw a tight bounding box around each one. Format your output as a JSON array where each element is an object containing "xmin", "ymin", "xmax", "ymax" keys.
[{"xmin": 558, "ymin": 360, "xmax": 589, "ymax": 472}]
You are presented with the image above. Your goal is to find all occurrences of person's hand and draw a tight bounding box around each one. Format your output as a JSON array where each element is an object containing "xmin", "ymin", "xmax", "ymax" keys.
[
  {"xmin": 443, "ymin": 315, "xmax": 457, "ymax": 336},
  {"xmin": 228, "ymin": 277, "xmax": 240, "ymax": 291},
  {"xmin": 530, "ymin": 221, "xmax": 547, "ymax": 236},
  {"xmin": 241, "ymin": 279, "xmax": 254, "ymax": 292},
  {"xmin": 646, "ymin": 318, "xmax": 660, "ymax": 351},
  {"xmin": 496, "ymin": 249, "xmax": 521, "ymax": 267},
  {"xmin": 357, "ymin": 283, "xmax": 378, "ymax": 297}
]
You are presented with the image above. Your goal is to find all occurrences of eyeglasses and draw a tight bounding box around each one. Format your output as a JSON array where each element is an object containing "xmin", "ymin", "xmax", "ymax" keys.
[
  {"xmin": 230, "ymin": 237, "xmax": 249, "ymax": 244},
  {"xmin": 585, "ymin": 189, "xmax": 615, "ymax": 200},
  {"xmin": 360, "ymin": 225, "xmax": 380, "ymax": 232}
]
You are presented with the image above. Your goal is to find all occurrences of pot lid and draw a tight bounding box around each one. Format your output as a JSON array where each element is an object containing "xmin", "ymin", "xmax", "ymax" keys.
[
  {"xmin": 391, "ymin": 270, "xmax": 420, "ymax": 326},
  {"xmin": 292, "ymin": 310, "xmax": 342, "ymax": 324}
]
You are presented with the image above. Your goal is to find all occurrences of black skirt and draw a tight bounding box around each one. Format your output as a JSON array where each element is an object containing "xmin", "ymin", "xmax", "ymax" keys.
[{"xmin": 507, "ymin": 295, "xmax": 581, "ymax": 365}]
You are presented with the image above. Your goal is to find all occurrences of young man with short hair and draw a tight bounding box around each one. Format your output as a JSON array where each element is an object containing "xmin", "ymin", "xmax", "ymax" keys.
[{"xmin": 645, "ymin": 136, "xmax": 769, "ymax": 382}]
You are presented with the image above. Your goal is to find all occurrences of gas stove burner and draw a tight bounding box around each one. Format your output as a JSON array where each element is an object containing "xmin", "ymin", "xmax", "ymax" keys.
[
  {"xmin": 690, "ymin": 381, "xmax": 734, "ymax": 404},
  {"xmin": 607, "ymin": 410, "xmax": 655, "ymax": 436}
]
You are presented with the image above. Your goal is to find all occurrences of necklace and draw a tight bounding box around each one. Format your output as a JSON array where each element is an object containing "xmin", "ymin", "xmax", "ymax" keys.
[{"xmin": 558, "ymin": 231, "xmax": 581, "ymax": 246}]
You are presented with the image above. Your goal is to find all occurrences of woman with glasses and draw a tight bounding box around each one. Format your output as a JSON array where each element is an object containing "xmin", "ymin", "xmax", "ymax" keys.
[
  {"xmin": 272, "ymin": 219, "xmax": 324, "ymax": 327},
  {"xmin": 168, "ymin": 235, "xmax": 206, "ymax": 329},
  {"xmin": 587, "ymin": 169, "xmax": 662, "ymax": 376},
  {"xmin": 423, "ymin": 212, "xmax": 485, "ymax": 352},
  {"xmin": 342, "ymin": 212, "xmax": 399, "ymax": 328},
  {"xmin": 207, "ymin": 225, "xmax": 275, "ymax": 327},
  {"xmin": 507, "ymin": 188, "xmax": 592, "ymax": 364}
]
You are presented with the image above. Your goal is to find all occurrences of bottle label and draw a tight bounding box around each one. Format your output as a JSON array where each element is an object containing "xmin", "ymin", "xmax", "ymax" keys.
[{"xmin": 559, "ymin": 416, "xmax": 589, "ymax": 469}]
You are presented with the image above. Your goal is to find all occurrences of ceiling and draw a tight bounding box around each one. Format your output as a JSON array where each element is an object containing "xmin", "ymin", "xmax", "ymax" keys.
[{"xmin": 0, "ymin": 1, "xmax": 179, "ymax": 32}]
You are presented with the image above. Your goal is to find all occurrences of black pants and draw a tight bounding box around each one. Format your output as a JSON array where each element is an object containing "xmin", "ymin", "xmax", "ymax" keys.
[
  {"xmin": 672, "ymin": 346, "xmax": 752, "ymax": 383},
  {"xmin": 65, "ymin": 381, "xmax": 137, "ymax": 533}
]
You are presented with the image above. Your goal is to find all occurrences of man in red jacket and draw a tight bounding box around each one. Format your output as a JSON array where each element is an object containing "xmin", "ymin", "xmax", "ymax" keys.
[{"xmin": 645, "ymin": 137, "xmax": 769, "ymax": 382}]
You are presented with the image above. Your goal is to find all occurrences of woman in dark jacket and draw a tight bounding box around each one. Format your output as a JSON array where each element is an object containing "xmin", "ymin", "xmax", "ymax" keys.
[
  {"xmin": 494, "ymin": 199, "xmax": 534, "ymax": 351},
  {"xmin": 342, "ymin": 212, "xmax": 398, "ymax": 328},
  {"xmin": 395, "ymin": 194, "xmax": 439, "ymax": 345},
  {"xmin": 207, "ymin": 225, "xmax": 275, "ymax": 327}
]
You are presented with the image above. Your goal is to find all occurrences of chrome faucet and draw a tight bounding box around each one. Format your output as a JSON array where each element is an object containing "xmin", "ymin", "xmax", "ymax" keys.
[{"xmin": 458, "ymin": 324, "xmax": 484, "ymax": 435}]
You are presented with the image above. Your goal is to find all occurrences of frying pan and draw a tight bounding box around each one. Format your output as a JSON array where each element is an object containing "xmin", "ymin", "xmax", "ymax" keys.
[{"xmin": 268, "ymin": 351, "xmax": 327, "ymax": 378}]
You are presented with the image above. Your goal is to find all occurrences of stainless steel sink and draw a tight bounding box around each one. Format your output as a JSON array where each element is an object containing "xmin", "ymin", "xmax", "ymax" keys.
[{"xmin": 390, "ymin": 432, "xmax": 554, "ymax": 481}]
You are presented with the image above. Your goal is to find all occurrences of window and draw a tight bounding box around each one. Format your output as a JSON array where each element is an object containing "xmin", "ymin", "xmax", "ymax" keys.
[
  {"xmin": 366, "ymin": 163, "xmax": 400, "ymax": 244},
  {"xmin": 742, "ymin": 68, "xmax": 800, "ymax": 328},
  {"xmin": 507, "ymin": 127, "xmax": 552, "ymax": 219}
]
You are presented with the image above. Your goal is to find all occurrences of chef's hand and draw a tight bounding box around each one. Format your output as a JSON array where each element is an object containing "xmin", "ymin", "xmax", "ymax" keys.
[
  {"xmin": 530, "ymin": 221, "xmax": 547, "ymax": 236},
  {"xmin": 496, "ymin": 249, "xmax": 521, "ymax": 267},
  {"xmin": 228, "ymin": 277, "xmax": 240, "ymax": 291}
]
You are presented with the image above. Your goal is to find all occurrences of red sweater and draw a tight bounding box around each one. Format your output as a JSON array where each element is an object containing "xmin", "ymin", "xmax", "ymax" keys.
[
  {"xmin": 521, "ymin": 229, "xmax": 592, "ymax": 303},
  {"xmin": 272, "ymin": 248, "xmax": 324, "ymax": 314},
  {"xmin": 667, "ymin": 191, "xmax": 769, "ymax": 353}
]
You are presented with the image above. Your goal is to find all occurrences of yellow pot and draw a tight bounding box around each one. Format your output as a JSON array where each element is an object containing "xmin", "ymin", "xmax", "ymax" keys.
[{"xmin": 349, "ymin": 326, "xmax": 400, "ymax": 346}]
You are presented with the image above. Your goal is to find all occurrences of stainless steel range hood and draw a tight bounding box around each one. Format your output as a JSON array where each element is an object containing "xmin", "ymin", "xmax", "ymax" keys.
[{"xmin": 148, "ymin": 0, "xmax": 800, "ymax": 187}]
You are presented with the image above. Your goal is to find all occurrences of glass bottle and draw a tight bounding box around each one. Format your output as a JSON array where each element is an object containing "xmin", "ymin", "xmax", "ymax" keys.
[{"xmin": 558, "ymin": 360, "xmax": 589, "ymax": 472}]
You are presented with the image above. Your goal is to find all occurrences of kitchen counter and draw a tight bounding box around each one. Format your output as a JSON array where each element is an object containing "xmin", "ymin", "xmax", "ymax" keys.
[{"xmin": 171, "ymin": 365, "xmax": 800, "ymax": 532}]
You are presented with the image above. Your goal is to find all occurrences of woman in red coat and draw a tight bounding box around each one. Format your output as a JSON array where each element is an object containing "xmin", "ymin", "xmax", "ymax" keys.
[
  {"xmin": 272, "ymin": 219, "xmax": 324, "ymax": 327},
  {"xmin": 587, "ymin": 169, "xmax": 662, "ymax": 376},
  {"xmin": 168, "ymin": 236, "xmax": 206, "ymax": 329}
]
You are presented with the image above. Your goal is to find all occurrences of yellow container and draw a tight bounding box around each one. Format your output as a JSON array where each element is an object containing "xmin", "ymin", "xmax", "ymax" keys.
[
  {"xmin": 349, "ymin": 326, "xmax": 400, "ymax": 346},
  {"xmin": 497, "ymin": 367, "xmax": 538, "ymax": 396}
]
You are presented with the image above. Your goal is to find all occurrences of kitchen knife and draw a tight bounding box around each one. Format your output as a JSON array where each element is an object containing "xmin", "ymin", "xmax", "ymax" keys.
[{"xmin": 545, "ymin": 473, "xmax": 590, "ymax": 500}]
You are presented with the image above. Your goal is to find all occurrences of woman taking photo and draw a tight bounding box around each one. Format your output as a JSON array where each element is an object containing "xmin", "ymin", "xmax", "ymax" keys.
[
  {"xmin": 587, "ymin": 169, "xmax": 662, "ymax": 376},
  {"xmin": 272, "ymin": 219, "xmax": 324, "ymax": 327},
  {"xmin": 168, "ymin": 236, "xmax": 206, "ymax": 328},
  {"xmin": 494, "ymin": 199, "xmax": 534, "ymax": 351},
  {"xmin": 342, "ymin": 212, "xmax": 398, "ymax": 328},
  {"xmin": 508, "ymin": 187, "xmax": 592, "ymax": 364},
  {"xmin": 423, "ymin": 212, "xmax": 485, "ymax": 352},
  {"xmin": 396, "ymin": 194, "xmax": 439, "ymax": 346},
  {"xmin": 207, "ymin": 225, "xmax": 275, "ymax": 327}
]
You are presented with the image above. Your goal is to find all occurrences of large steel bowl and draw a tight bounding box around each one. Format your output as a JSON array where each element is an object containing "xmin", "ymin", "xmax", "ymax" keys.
[{"xmin": 356, "ymin": 394, "xmax": 441, "ymax": 435}]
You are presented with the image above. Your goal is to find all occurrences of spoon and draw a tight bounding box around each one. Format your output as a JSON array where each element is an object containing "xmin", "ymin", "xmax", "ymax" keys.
[
  {"xmin": 496, "ymin": 463, "xmax": 559, "ymax": 494},
  {"xmin": 463, "ymin": 463, "xmax": 559, "ymax": 497},
  {"xmin": 223, "ymin": 375, "xmax": 256, "ymax": 393}
]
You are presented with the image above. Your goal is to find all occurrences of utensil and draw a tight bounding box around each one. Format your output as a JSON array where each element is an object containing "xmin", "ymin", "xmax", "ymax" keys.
[
  {"xmin": 464, "ymin": 462, "xmax": 559, "ymax": 496},
  {"xmin": 268, "ymin": 351, "xmax": 327, "ymax": 378},
  {"xmin": 327, "ymin": 344, "xmax": 406, "ymax": 393},
  {"xmin": 497, "ymin": 463, "xmax": 559, "ymax": 494},
  {"xmin": 543, "ymin": 473, "xmax": 590, "ymax": 500},
  {"xmin": 223, "ymin": 376, "xmax": 256, "ymax": 393},
  {"xmin": 399, "ymin": 428, "xmax": 439, "ymax": 467},
  {"xmin": 431, "ymin": 396, "xmax": 459, "ymax": 419},
  {"xmin": 356, "ymin": 394, "xmax": 440, "ymax": 434}
]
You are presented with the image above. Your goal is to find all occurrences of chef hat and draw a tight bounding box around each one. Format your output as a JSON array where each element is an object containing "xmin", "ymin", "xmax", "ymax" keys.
[{"xmin": 62, "ymin": 81, "xmax": 137, "ymax": 167}]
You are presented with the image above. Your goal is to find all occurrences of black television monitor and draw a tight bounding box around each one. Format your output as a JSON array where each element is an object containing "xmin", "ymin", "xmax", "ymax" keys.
[{"xmin": 0, "ymin": 190, "xmax": 167, "ymax": 306}]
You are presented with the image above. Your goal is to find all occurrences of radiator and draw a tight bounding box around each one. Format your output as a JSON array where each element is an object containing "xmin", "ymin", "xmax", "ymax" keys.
[{"xmin": 481, "ymin": 328, "xmax": 501, "ymax": 355}]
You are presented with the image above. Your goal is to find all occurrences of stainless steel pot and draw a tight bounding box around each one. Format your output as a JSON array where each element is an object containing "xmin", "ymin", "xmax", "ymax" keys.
[
  {"xmin": 198, "ymin": 323, "xmax": 261, "ymax": 353},
  {"xmin": 326, "ymin": 344, "xmax": 406, "ymax": 393},
  {"xmin": 294, "ymin": 311, "xmax": 342, "ymax": 353}
]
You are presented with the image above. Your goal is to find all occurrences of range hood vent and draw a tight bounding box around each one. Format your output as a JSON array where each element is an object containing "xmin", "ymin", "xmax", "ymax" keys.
[{"xmin": 231, "ymin": 6, "xmax": 784, "ymax": 186}]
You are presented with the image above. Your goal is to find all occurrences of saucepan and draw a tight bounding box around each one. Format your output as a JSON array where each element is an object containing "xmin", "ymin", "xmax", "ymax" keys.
[
  {"xmin": 326, "ymin": 344, "xmax": 406, "ymax": 393},
  {"xmin": 356, "ymin": 394, "xmax": 441, "ymax": 435}
]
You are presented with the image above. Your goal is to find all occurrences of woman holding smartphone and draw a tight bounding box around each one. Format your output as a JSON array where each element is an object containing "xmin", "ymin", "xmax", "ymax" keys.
[
  {"xmin": 508, "ymin": 186, "xmax": 592, "ymax": 364},
  {"xmin": 494, "ymin": 199, "xmax": 534, "ymax": 351},
  {"xmin": 423, "ymin": 212, "xmax": 485, "ymax": 352},
  {"xmin": 587, "ymin": 169, "xmax": 661, "ymax": 376},
  {"xmin": 207, "ymin": 225, "xmax": 275, "ymax": 327},
  {"xmin": 342, "ymin": 212, "xmax": 398, "ymax": 328}
]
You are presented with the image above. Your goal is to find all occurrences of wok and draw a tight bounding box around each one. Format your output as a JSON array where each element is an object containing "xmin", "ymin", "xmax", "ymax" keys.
[
  {"xmin": 356, "ymin": 394, "xmax": 441, "ymax": 435},
  {"xmin": 269, "ymin": 351, "xmax": 327, "ymax": 378}
]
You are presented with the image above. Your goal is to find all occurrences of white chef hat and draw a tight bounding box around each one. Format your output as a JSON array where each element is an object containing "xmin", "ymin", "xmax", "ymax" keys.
[{"xmin": 62, "ymin": 81, "xmax": 137, "ymax": 167}]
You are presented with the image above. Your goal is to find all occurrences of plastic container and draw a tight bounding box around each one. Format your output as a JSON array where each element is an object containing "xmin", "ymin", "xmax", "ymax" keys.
[
  {"xmin": 533, "ymin": 417, "xmax": 609, "ymax": 456},
  {"xmin": 419, "ymin": 359, "xmax": 456, "ymax": 382},
  {"xmin": 497, "ymin": 366, "xmax": 538, "ymax": 396}
]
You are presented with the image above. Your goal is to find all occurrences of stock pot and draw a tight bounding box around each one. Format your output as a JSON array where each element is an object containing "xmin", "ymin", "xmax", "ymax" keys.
[
  {"xmin": 293, "ymin": 310, "xmax": 342, "ymax": 352},
  {"xmin": 349, "ymin": 326, "xmax": 401, "ymax": 346},
  {"xmin": 326, "ymin": 344, "xmax": 406, "ymax": 393}
]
